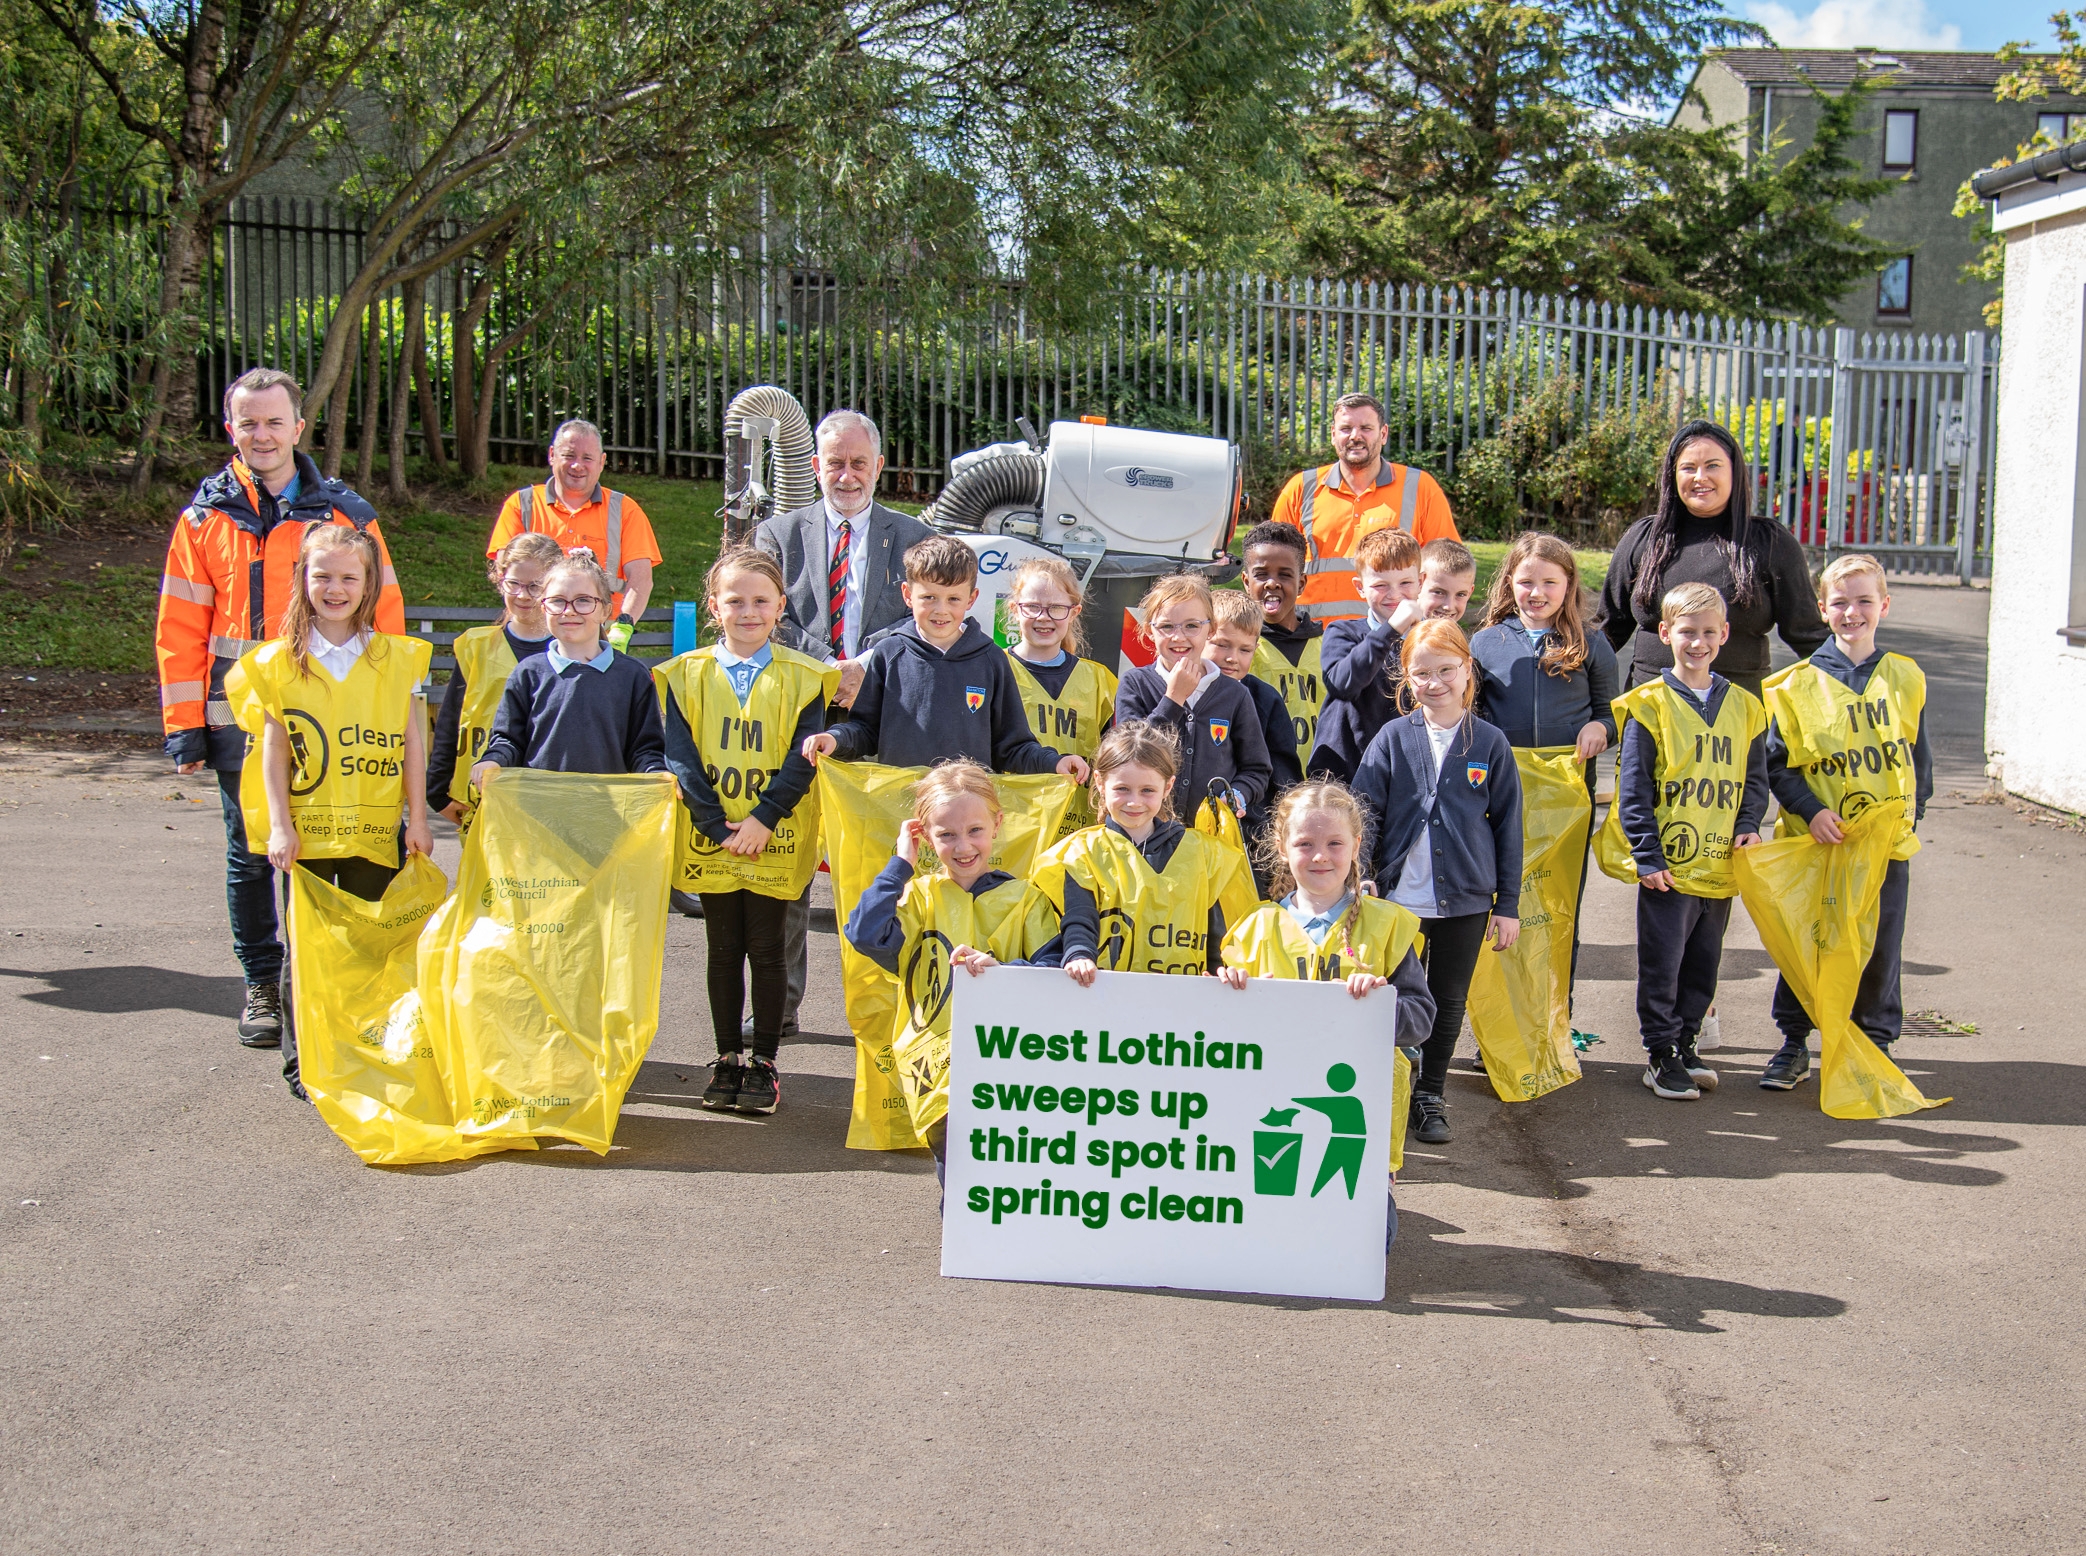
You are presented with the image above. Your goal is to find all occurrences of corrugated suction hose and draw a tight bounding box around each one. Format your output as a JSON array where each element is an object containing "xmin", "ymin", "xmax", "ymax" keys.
[
  {"xmin": 926, "ymin": 452, "xmax": 1046, "ymax": 533},
  {"xmin": 722, "ymin": 386, "xmax": 818, "ymax": 543}
]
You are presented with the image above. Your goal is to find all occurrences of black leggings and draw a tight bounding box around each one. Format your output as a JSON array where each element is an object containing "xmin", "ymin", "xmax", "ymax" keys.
[
  {"xmin": 702, "ymin": 889, "xmax": 790, "ymax": 1060},
  {"xmin": 1414, "ymin": 911, "xmax": 1491, "ymax": 1096}
]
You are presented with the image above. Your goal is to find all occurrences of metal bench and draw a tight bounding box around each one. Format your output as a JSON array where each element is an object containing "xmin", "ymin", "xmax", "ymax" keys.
[{"xmin": 405, "ymin": 606, "xmax": 681, "ymax": 673}]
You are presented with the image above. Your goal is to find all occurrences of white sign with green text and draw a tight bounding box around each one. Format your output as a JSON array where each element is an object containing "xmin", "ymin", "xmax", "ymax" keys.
[{"xmin": 942, "ymin": 966, "xmax": 1395, "ymax": 1301}]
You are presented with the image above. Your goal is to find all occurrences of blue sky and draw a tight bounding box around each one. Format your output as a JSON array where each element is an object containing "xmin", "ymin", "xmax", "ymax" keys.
[{"xmin": 1734, "ymin": 0, "xmax": 2070, "ymax": 54}]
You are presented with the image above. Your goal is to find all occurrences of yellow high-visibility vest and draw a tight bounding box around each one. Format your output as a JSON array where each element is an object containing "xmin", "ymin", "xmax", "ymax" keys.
[
  {"xmin": 1005, "ymin": 651, "xmax": 1117, "ymax": 838},
  {"xmin": 1250, "ymin": 632, "xmax": 1325, "ymax": 754},
  {"xmin": 1035, "ymin": 825, "xmax": 1260, "ymax": 976},
  {"xmin": 1764, "ymin": 654, "xmax": 1926, "ymax": 862},
  {"xmin": 1595, "ymin": 678, "xmax": 1767, "ymax": 898}
]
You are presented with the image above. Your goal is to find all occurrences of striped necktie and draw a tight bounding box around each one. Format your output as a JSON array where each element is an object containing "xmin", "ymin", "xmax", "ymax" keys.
[{"xmin": 828, "ymin": 519, "xmax": 850, "ymax": 655}]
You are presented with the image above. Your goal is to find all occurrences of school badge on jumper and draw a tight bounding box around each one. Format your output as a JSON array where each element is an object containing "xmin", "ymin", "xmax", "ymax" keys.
[
  {"xmin": 1466, "ymin": 761, "xmax": 1489, "ymax": 787},
  {"xmin": 1209, "ymin": 718, "xmax": 1231, "ymax": 745},
  {"xmin": 964, "ymin": 686, "xmax": 987, "ymax": 711}
]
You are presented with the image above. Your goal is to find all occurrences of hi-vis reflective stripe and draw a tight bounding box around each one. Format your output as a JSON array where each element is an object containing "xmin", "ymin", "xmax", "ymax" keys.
[
  {"xmin": 210, "ymin": 634, "xmax": 262, "ymax": 658},
  {"xmin": 206, "ymin": 700, "xmax": 235, "ymax": 724},
  {"xmin": 161, "ymin": 680, "xmax": 204, "ymax": 707},
  {"xmin": 381, "ymin": 565, "xmax": 399, "ymax": 589},
  {"xmin": 519, "ymin": 485, "xmax": 625, "ymax": 585},
  {"xmin": 1297, "ymin": 460, "xmax": 1418, "ymax": 575},
  {"xmin": 161, "ymin": 574, "xmax": 215, "ymax": 606}
]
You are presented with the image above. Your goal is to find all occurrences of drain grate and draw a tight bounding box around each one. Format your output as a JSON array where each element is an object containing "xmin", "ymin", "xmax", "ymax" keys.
[{"xmin": 1902, "ymin": 1009, "xmax": 1978, "ymax": 1039}]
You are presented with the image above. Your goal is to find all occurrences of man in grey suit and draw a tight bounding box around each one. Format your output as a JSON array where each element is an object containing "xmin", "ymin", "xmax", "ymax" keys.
[{"xmin": 753, "ymin": 408, "xmax": 933, "ymax": 1036}]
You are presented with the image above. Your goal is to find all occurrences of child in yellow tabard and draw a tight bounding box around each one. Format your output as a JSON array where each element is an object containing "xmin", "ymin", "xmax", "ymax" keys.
[
  {"xmin": 843, "ymin": 760, "xmax": 1061, "ymax": 1187},
  {"xmin": 1217, "ymin": 779, "xmax": 1435, "ymax": 1248},
  {"xmin": 1596, "ymin": 582, "xmax": 1769, "ymax": 1102},
  {"xmin": 1003, "ymin": 555, "xmax": 1117, "ymax": 839},
  {"xmin": 658, "ymin": 547, "xmax": 838, "ymax": 1117},
  {"xmin": 1759, "ymin": 554, "xmax": 1931, "ymax": 1090},
  {"xmin": 427, "ymin": 530, "xmax": 560, "ymax": 831},
  {"xmin": 1045, "ymin": 722, "xmax": 1261, "ymax": 985},
  {"xmin": 226, "ymin": 523, "xmax": 433, "ymax": 1098}
]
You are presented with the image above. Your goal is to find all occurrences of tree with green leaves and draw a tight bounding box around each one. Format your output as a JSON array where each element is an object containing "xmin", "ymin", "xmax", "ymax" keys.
[{"xmin": 1290, "ymin": 0, "xmax": 1900, "ymax": 320}]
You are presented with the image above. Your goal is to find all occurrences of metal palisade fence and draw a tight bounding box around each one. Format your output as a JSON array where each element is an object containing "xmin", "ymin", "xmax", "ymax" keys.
[{"xmin": 28, "ymin": 190, "xmax": 1998, "ymax": 577}]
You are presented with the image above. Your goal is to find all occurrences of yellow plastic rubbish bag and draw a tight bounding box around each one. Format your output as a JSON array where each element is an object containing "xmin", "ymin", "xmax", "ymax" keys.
[
  {"xmin": 1390, "ymin": 1046, "xmax": 1413, "ymax": 1175},
  {"xmin": 421, "ymin": 770, "xmax": 679, "ymax": 1154},
  {"xmin": 1465, "ymin": 747, "xmax": 1588, "ymax": 1101},
  {"xmin": 816, "ymin": 760, "xmax": 1075, "ymax": 1150},
  {"xmin": 1734, "ymin": 810, "xmax": 1948, "ymax": 1120},
  {"xmin": 1192, "ymin": 788, "xmax": 1254, "ymax": 874},
  {"xmin": 288, "ymin": 854, "xmax": 525, "ymax": 1165}
]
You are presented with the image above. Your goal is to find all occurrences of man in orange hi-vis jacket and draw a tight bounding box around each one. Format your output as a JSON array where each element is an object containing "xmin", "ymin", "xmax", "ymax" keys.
[
  {"xmin": 1268, "ymin": 391, "xmax": 1460, "ymax": 624},
  {"xmin": 158, "ymin": 366, "xmax": 405, "ymax": 1053}
]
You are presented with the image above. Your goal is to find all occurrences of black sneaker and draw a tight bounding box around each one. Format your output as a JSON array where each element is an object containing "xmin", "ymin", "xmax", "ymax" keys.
[
  {"xmin": 1759, "ymin": 1042, "xmax": 1811, "ymax": 1090},
  {"xmin": 238, "ymin": 982, "xmax": 284, "ymax": 1048},
  {"xmin": 701, "ymin": 1057, "xmax": 742, "ymax": 1110},
  {"xmin": 1642, "ymin": 1049, "xmax": 1701, "ymax": 1100},
  {"xmin": 1677, "ymin": 1042, "xmax": 1719, "ymax": 1093},
  {"xmin": 1411, "ymin": 1092, "xmax": 1451, "ymax": 1144},
  {"xmin": 736, "ymin": 1058, "xmax": 780, "ymax": 1115}
]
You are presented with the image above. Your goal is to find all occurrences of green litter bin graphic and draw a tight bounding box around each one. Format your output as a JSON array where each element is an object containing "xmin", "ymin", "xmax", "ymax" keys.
[{"xmin": 1254, "ymin": 1108, "xmax": 1303, "ymax": 1195}]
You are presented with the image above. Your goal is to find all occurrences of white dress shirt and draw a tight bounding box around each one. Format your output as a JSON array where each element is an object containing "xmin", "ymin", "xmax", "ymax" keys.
[
  {"xmin": 824, "ymin": 499, "xmax": 873, "ymax": 658},
  {"xmin": 307, "ymin": 629, "xmax": 368, "ymax": 683}
]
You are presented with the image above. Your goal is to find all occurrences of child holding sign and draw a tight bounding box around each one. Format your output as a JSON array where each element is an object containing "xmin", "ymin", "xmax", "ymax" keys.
[
  {"xmin": 1597, "ymin": 582, "xmax": 1769, "ymax": 1101},
  {"xmin": 1350, "ymin": 620, "xmax": 1522, "ymax": 1145},
  {"xmin": 226, "ymin": 524, "xmax": 434, "ymax": 1097},
  {"xmin": 1218, "ymin": 780, "xmax": 1436, "ymax": 1246},
  {"xmin": 1758, "ymin": 554, "xmax": 1931, "ymax": 1089},
  {"xmin": 844, "ymin": 760, "xmax": 1061, "ymax": 1181},
  {"xmin": 1051, "ymin": 723, "xmax": 1261, "ymax": 984},
  {"xmin": 1004, "ymin": 556, "xmax": 1117, "ymax": 836},
  {"xmin": 659, "ymin": 548, "xmax": 837, "ymax": 1116},
  {"xmin": 427, "ymin": 531, "xmax": 560, "ymax": 828}
]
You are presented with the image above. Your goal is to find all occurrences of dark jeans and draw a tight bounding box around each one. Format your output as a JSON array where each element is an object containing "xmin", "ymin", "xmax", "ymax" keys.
[
  {"xmin": 218, "ymin": 767, "xmax": 282, "ymax": 984},
  {"xmin": 1635, "ymin": 887, "xmax": 1731, "ymax": 1053},
  {"xmin": 280, "ymin": 855, "xmax": 400, "ymax": 1086},
  {"xmin": 1772, "ymin": 857, "xmax": 1909, "ymax": 1047},
  {"xmin": 1414, "ymin": 911, "xmax": 1491, "ymax": 1095},
  {"xmin": 704, "ymin": 889, "xmax": 791, "ymax": 1060}
]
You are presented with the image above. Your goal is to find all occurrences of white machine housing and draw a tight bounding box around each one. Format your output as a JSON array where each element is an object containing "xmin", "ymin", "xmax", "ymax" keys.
[{"xmin": 1038, "ymin": 421, "xmax": 1238, "ymax": 561}]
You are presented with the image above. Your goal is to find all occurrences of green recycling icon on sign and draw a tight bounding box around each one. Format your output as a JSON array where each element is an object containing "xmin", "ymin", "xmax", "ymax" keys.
[{"xmin": 1253, "ymin": 1064, "xmax": 1365, "ymax": 1200}]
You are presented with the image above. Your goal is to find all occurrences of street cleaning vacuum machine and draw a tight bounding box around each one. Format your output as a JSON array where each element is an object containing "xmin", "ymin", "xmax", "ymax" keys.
[{"xmin": 722, "ymin": 387, "xmax": 1241, "ymax": 670}]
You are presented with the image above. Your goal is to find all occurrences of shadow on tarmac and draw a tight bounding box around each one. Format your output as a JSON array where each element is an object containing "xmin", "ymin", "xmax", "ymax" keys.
[
  {"xmin": 1380, "ymin": 1210, "xmax": 1850, "ymax": 1334},
  {"xmin": 0, "ymin": 963, "xmax": 244, "ymax": 1017},
  {"xmin": 387, "ymin": 1060, "xmax": 934, "ymax": 1178}
]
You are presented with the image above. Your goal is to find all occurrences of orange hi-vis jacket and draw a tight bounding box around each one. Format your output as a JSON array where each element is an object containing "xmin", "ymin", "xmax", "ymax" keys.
[
  {"xmin": 1269, "ymin": 458, "xmax": 1460, "ymax": 620},
  {"xmin": 158, "ymin": 451, "xmax": 404, "ymax": 769}
]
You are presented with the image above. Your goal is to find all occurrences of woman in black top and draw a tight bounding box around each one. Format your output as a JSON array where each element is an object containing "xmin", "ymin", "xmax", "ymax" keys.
[{"xmin": 1601, "ymin": 420, "xmax": 1827, "ymax": 699}]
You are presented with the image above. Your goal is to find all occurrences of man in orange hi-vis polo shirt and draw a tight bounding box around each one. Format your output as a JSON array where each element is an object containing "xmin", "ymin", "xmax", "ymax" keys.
[
  {"xmin": 485, "ymin": 418, "xmax": 663, "ymax": 647},
  {"xmin": 1269, "ymin": 392, "xmax": 1460, "ymax": 623}
]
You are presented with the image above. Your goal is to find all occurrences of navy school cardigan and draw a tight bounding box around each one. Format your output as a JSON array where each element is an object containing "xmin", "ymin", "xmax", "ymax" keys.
[{"xmin": 1349, "ymin": 710, "xmax": 1523, "ymax": 920}]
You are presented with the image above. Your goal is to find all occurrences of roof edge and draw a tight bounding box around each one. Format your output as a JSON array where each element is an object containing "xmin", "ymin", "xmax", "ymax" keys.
[{"xmin": 1973, "ymin": 141, "xmax": 2086, "ymax": 200}]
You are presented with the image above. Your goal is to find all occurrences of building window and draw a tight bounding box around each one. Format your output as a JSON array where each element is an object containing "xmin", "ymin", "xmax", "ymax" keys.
[
  {"xmin": 2037, "ymin": 111, "xmax": 2086, "ymax": 142},
  {"xmin": 1878, "ymin": 258, "xmax": 1913, "ymax": 316},
  {"xmin": 1883, "ymin": 109, "xmax": 1918, "ymax": 170}
]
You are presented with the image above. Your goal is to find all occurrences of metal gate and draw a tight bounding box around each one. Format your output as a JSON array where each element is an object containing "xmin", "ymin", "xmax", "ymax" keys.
[{"xmin": 1821, "ymin": 328, "xmax": 1993, "ymax": 583}]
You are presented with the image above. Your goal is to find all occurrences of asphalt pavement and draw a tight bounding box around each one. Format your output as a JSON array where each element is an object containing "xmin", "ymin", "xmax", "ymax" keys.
[{"xmin": 4, "ymin": 582, "xmax": 2080, "ymax": 1554}]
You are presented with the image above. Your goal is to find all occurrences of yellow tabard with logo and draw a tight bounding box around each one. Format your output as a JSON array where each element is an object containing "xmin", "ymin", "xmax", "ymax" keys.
[
  {"xmin": 227, "ymin": 633, "xmax": 432, "ymax": 868},
  {"xmin": 1595, "ymin": 678, "xmax": 1767, "ymax": 898},
  {"xmin": 1219, "ymin": 897, "xmax": 1422, "ymax": 1170},
  {"xmin": 1764, "ymin": 654, "xmax": 1926, "ymax": 862},
  {"xmin": 1034, "ymin": 825, "xmax": 1261, "ymax": 976},
  {"xmin": 446, "ymin": 624, "xmax": 524, "ymax": 817},
  {"xmin": 653, "ymin": 645, "xmax": 840, "ymax": 900},
  {"xmin": 889, "ymin": 872, "xmax": 1061, "ymax": 1138},
  {"xmin": 1006, "ymin": 651, "xmax": 1118, "ymax": 838},
  {"xmin": 1250, "ymin": 631, "xmax": 1326, "ymax": 753}
]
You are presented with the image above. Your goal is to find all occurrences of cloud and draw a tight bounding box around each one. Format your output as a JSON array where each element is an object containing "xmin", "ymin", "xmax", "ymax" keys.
[{"xmin": 1742, "ymin": 0, "xmax": 1965, "ymax": 50}]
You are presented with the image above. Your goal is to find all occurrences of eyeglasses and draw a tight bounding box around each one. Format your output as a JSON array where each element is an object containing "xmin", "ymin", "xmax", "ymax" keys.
[
  {"xmin": 1014, "ymin": 601, "xmax": 1074, "ymax": 621},
  {"xmin": 500, "ymin": 579, "xmax": 545, "ymax": 598},
  {"xmin": 1148, "ymin": 617, "xmax": 1210, "ymax": 637},
  {"xmin": 545, "ymin": 595, "xmax": 603, "ymax": 615}
]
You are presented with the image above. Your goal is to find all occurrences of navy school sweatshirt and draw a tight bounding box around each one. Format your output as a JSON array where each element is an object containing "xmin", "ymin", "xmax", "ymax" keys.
[
  {"xmin": 480, "ymin": 648, "xmax": 667, "ymax": 775},
  {"xmin": 826, "ymin": 618, "xmax": 1062, "ymax": 773},
  {"xmin": 1313, "ymin": 613, "xmax": 1405, "ymax": 781},
  {"xmin": 1115, "ymin": 662, "xmax": 1274, "ymax": 814}
]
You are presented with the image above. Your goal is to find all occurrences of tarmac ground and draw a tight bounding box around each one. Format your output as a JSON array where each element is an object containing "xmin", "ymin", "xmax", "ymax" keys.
[{"xmin": 4, "ymin": 583, "xmax": 2080, "ymax": 1554}]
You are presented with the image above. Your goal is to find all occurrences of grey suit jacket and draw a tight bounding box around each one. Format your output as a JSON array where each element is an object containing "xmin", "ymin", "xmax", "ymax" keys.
[{"xmin": 754, "ymin": 499, "xmax": 935, "ymax": 663}]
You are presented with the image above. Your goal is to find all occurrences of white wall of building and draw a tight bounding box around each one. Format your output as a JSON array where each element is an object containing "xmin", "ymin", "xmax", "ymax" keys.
[{"xmin": 1987, "ymin": 191, "xmax": 2086, "ymax": 813}]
